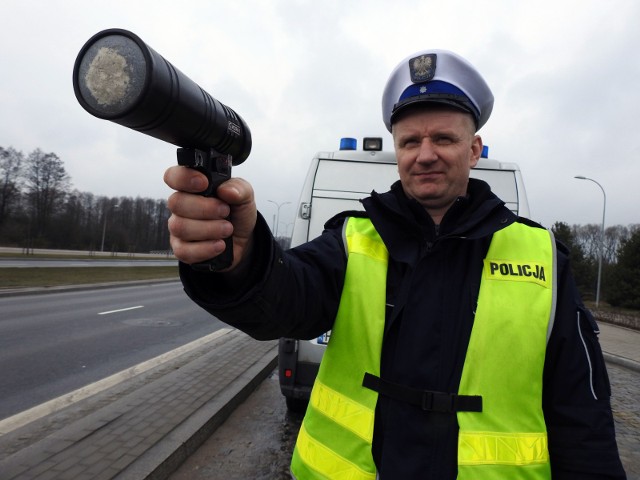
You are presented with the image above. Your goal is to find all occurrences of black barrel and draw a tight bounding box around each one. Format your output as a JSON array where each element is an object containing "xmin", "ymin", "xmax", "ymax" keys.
[{"xmin": 73, "ymin": 28, "xmax": 251, "ymax": 165}]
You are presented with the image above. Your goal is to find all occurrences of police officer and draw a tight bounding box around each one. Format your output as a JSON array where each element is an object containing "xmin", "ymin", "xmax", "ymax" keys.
[{"xmin": 164, "ymin": 50, "xmax": 626, "ymax": 479}]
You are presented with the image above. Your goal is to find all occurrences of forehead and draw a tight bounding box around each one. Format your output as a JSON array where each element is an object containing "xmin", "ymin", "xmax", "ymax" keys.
[{"xmin": 392, "ymin": 105, "xmax": 475, "ymax": 136}]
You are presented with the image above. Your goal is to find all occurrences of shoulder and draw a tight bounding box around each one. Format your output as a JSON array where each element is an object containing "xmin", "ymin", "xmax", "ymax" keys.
[
  {"xmin": 514, "ymin": 216, "xmax": 543, "ymax": 229},
  {"xmin": 516, "ymin": 217, "xmax": 569, "ymax": 268},
  {"xmin": 513, "ymin": 217, "xmax": 570, "ymax": 257},
  {"xmin": 323, "ymin": 210, "xmax": 370, "ymax": 230}
]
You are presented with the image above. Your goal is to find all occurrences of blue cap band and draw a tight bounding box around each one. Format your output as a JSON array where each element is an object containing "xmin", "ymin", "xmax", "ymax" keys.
[{"xmin": 394, "ymin": 80, "xmax": 480, "ymax": 123}]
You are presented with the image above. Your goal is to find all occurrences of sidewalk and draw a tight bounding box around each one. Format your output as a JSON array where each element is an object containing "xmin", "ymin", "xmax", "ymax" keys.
[
  {"xmin": 0, "ymin": 329, "xmax": 278, "ymax": 480},
  {"xmin": 0, "ymin": 322, "xmax": 636, "ymax": 480},
  {"xmin": 599, "ymin": 322, "xmax": 640, "ymax": 372}
]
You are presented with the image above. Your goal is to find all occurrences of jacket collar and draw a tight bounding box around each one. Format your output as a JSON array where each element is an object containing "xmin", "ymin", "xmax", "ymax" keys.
[{"xmin": 361, "ymin": 178, "xmax": 515, "ymax": 263}]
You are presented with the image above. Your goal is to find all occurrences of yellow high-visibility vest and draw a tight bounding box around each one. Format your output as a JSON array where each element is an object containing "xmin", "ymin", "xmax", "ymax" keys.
[{"xmin": 291, "ymin": 217, "xmax": 556, "ymax": 479}]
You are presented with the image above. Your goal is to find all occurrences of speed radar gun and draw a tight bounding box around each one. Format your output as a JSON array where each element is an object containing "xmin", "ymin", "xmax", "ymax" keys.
[{"xmin": 72, "ymin": 28, "xmax": 252, "ymax": 271}]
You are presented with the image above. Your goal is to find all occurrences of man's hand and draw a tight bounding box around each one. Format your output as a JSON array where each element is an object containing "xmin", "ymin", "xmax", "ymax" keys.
[{"xmin": 164, "ymin": 166, "xmax": 257, "ymax": 271}]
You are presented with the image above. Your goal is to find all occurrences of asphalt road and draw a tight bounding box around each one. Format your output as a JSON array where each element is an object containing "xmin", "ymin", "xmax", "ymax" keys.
[{"xmin": 0, "ymin": 281, "xmax": 223, "ymax": 420}]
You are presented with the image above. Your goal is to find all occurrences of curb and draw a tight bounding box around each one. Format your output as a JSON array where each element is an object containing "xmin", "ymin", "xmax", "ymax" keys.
[
  {"xmin": 123, "ymin": 346, "xmax": 278, "ymax": 480},
  {"xmin": 603, "ymin": 352, "xmax": 640, "ymax": 373}
]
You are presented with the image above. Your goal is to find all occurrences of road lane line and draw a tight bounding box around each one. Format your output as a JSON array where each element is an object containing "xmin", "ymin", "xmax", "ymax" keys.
[
  {"xmin": 0, "ymin": 327, "xmax": 234, "ymax": 435},
  {"xmin": 98, "ymin": 305, "xmax": 144, "ymax": 315}
]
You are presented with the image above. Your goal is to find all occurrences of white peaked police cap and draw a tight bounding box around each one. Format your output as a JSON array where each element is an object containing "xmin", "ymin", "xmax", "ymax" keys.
[{"xmin": 382, "ymin": 49, "xmax": 494, "ymax": 132}]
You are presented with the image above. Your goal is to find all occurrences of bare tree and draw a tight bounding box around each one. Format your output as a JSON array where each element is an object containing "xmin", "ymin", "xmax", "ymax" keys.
[
  {"xmin": 573, "ymin": 223, "xmax": 636, "ymax": 264},
  {"xmin": 0, "ymin": 146, "xmax": 24, "ymax": 226},
  {"xmin": 0, "ymin": 144, "xmax": 170, "ymax": 252},
  {"xmin": 606, "ymin": 229, "xmax": 640, "ymax": 308},
  {"xmin": 24, "ymin": 149, "xmax": 71, "ymax": 240},
  {"xmin": 153, "ymin": 198, "xmax": 170, "ymax": 252},
  {"xmin": 573, "ymin": 224, "xmax": 601, "ymax": 262},
  {"xmin": 603, "ymin": 225, "xmax": 630, "ymax": 264}
]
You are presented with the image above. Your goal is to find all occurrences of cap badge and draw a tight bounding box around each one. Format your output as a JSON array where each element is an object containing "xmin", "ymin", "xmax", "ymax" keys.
[{"xmin": 410, "ymin": 54, "xmax": 436, "ymax": 83}]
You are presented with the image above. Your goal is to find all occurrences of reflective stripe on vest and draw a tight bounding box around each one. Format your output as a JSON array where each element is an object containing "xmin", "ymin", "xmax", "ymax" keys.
[{"xmin": 291, "ymin": 218, "xmax": 556, "ymax": 480}]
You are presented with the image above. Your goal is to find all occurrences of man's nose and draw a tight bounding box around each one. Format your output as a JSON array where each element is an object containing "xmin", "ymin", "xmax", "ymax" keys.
[{"xmin": 416, "ymin": 140, "xmax": 437, "ymax": 163}]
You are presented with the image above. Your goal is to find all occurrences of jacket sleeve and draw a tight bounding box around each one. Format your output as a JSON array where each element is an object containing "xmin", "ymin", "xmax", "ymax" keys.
[
  {"xmin": 179, "ymin": 212, "xmax": 348, "ymax": 341},
  {"xmin": 543, "ymin": 246, "xmax": 627, "ymax": 479}
]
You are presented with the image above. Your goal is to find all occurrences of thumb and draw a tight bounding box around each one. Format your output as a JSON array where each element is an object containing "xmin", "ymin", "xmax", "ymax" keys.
[
  {"xmin": 217, "ymin": 177, "xmax": 254, "ymax": 207},
  {"xmin": 216, "ymin": 178, "xmax": 257, "ymax": 254}
]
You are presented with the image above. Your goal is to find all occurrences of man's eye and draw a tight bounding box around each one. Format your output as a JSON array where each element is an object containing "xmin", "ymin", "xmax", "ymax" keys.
[{"xmin": 434, "ymin": 136, "xmax": 454, "ymax": 145}]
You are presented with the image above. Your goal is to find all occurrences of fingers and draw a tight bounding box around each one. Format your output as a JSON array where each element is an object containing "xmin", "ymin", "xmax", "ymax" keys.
[
  {"xmin": 167, "ymin": 212, "xmax": 233, "ymax": 242},
  {"xmin": 169, "ymin": 235, "xmax": 227, "ymax": 266},
  {"xmin": 167, "ymin": 191, "xmax": 230, "ymax": 221},
  {"xmin": 164, "ymin": 165, "xmax": 208, "ymax": 193},
  {"xmin": 167, "ymin": 192, "xmax": 234, "ymax": 265},
  {"xmin": 164, "ymin": 167, "xmax": 254, "ymax": 213},
  {"xmin": 164, "ymin": 166, "xmax": 257, "ymax": 269}
]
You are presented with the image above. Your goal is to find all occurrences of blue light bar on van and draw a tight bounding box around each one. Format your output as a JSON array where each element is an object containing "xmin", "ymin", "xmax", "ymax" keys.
[
  {"xmin": 340, "ymin": 137, "xmax": 357, "ymax": 150},
  {"xmin": 481, "ymin": 145, "xmax": 489, "ymax": 158}
]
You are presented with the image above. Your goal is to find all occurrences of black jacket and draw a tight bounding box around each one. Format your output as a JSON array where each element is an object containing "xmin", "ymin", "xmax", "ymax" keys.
[{"xmin": 181, "ymin": 179, "xmax": 626, "ymax": 479}]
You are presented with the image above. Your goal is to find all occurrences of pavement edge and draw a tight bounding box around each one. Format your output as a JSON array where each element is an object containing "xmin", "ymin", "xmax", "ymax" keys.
[
  {"xmin": 603, "ymin": 352, "xmax": 640, "ymax": 373},
  {"xmin": 120, "ymin": 344, "xmax": 279, "ymax": 480}
]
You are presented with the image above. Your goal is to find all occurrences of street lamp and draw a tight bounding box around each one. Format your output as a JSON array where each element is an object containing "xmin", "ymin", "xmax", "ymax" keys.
[
  {"xmin": 267, "ymin": 200, "xmax": 291, "ymax": 237},
  {"xmin": 574, "ymin": 176, "xmax": 606, "ymax": 307}
]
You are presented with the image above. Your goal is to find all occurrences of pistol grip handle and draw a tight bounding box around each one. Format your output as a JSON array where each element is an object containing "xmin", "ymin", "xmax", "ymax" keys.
[{"xmin": 177, "ymin": 148, "xmax": 233, "ymax": 271}]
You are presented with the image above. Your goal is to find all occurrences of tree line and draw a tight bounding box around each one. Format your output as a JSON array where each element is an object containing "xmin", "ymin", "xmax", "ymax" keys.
[
  {"xmin": 551, "ymin": 221, "xmax": 639, "ymax": 309},
  {"xmin": 1, "ymin": 145, "xmax": 639, "ymax": 307},
  {"xmin": 0, "ymin": 146, "xmax": 170, "ymax": 254}
]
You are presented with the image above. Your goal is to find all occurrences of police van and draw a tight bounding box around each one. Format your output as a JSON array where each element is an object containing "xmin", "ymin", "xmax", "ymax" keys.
[{"xmin": 278, "ymin": 137, "xmax": 530, "ymax": 412}]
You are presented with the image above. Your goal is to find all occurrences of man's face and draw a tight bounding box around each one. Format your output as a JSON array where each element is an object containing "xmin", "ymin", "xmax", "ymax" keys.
[{"xmin": 392, "ymin": 107, "xmax": 482, "ymax": 221}]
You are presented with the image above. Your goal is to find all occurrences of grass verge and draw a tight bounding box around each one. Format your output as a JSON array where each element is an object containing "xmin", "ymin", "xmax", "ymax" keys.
[{"xmin": 0, "ymin": 267, "xmax": 179, "ymax": 289}]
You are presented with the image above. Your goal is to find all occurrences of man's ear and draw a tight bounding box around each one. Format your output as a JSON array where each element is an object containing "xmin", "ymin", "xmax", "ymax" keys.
[{"xmin": 470, "ymin": 135, "xmax": 482, "ymax": 168}]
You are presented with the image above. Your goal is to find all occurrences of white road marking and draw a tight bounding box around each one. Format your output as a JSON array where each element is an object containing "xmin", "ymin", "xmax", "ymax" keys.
[{"xmin": 98, "ymin": 305, "xmax": 144, "ymax": 315}]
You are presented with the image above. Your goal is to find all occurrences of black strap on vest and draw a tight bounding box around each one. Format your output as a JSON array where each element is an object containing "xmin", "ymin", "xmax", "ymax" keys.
[{"xmin": 362, "ymin": 373, "xmax": 482, "ymax": 413}]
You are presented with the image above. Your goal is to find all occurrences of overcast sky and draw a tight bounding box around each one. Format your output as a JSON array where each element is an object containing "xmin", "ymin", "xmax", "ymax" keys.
[{"xmin": 1, "ymin": 0, "xmax": 638, "ymax": 234}]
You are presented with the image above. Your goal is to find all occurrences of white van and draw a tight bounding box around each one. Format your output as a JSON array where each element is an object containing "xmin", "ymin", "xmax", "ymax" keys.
[{"xmin": 278, "ymin": 137, "xmax": 530, "ymax": 412}]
